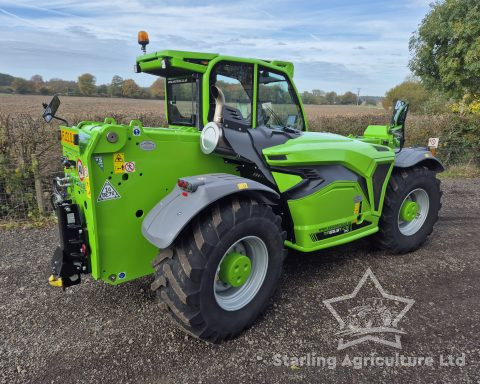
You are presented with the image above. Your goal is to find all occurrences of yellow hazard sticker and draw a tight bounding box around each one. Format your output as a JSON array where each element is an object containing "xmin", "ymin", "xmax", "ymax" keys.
[
  {"xmin": 85, "ymin": 177, "xmax": 91, "ymax": 198},
  {"xmin": 113, "ymin": 152, "xmax": 125, "ymax": 174},
  {"xmin": 353, "ymin": 201, "xmax": 361, "ymax": 216},
  {"xmin": 114, "ymin": 163, "xmax": 125, "ymax": 174},
  {"xmin": 237, "ymin": 182, "xmax": 249, "ymax": 190},
  {"xmin": 353, "ymin": 200, "xmax": 362, "ymax": 223},
  {"xmin": 60, "ymin": 128, "xmax": 77, "ymax": 146}
]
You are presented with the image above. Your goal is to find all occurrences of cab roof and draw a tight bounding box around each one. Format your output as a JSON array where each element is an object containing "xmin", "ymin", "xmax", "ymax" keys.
[{"xmin": 135, "ymin": 49, "xmax": 294, "ymax": 78}]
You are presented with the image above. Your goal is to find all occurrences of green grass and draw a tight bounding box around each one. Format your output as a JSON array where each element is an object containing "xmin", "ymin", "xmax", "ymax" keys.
[
  {"xmin": 0, "ymin": 215, "xmax": 57, "ymax": 229},
  {"xmin": 439, "ymin": 164, "xmax": 480, "ymax": 179}
]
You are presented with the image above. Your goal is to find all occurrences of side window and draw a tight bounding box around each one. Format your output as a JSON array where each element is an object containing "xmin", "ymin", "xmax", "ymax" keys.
[
  {"xmin": 167, "ymin": 76, "xmax": 197, "ymax": 126},
  {"xmin": 210, "ymin": 62, "xmax": 253, "ymax": 126},
  {"xmin": 257, "ymin": 68, "xmax": 304, "ymax": 130}
]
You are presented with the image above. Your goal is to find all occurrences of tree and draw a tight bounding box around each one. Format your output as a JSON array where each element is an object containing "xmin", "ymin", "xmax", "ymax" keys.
[
  {"xmin": 46, "ymin": 78, "xmax": 79, "ymax": 95},
  {"xmin": 339, "ymin": 91, "xmax": 357, "ymax": 105},
  {"xmin": 30, "ymin": 75, "xmax": 44, "ymax": 93},
  {"xmin": 78, "ymin": 73, "xmax": 96, "ymax": 96},
  {"xmin": 382, "ymin": 81, "xmax": 429, "ymax": 112},
  {"xmin": 109, "ymin": 75, "xmax": 123, "ymax": 97},
  {"xmin": 0, "ymin": 73, "xmax": 14, "ymax": 86},
  {"xmin": 12, "ymin": 78, "xmax": 34, "ymax": 94},
  {"xmin": 139, "ymin": 88, "xmax": 151, "ymax": 99},
  {"xmin": 301, "ymin": 91, "xmax": 315, "ymax": 104},
  {"xmin": 409, "ymin": 0, "xmax": 480, "ymax": 99},
  {"xmin": 363, "ymin": 96, "xmax": 379, "ymax": 106},
  {"xmin": 97, "ymin": 84, "xmax": 108, "ymax": 96},
  {"xmin": 39, "ymin": 86, "xmax": 50, "ymax": 95},
  {"xmin": 325, "ymin": 91, "xmax": 337, "ymax": 105},
  {"xmin": 149, "ymin": 78, "xmax": 165, "ymax": 99},
  {"xmin": 122, "ymin": 79, "xmax": 141, "ymax": 98}
]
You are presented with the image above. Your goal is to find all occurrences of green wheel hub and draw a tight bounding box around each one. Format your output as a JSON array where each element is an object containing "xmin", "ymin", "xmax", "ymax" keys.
[
  {"xmin": 219, "ymin": 252, "xmax": 252, "ymax": 287},
  {"xmin": 400, "ymin": 200, "xmax": 419, "ymax": 222}
]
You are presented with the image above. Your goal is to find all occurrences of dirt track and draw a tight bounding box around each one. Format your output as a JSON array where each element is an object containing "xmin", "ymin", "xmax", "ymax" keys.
[{"xmin": 1, "ymin": 178, "xmax": 479, "ymax": 384}]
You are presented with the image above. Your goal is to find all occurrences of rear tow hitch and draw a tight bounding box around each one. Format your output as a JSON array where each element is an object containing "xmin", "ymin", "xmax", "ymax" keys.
[{"xmin": 49, "ymin": 201, "xmax": 89, "ymax": 289}]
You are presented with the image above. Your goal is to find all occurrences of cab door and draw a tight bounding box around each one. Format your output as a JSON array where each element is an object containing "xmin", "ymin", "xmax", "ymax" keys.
[
  {"xmin": 256, "ymin": 66, "xmax": 306, "ymax": 131},
  {"xmin": 206, "ymin": 61, "xmax": 254, "ymax": 128}
]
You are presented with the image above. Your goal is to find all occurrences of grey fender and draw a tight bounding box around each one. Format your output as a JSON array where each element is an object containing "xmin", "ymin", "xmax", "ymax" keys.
[
  {"xmin": 142, "ymin": 173, "xmax": 279, "ymax": 249},
  {"xmin": 394, "ymin": 147, "xmax": 444, "ymax": 172}
]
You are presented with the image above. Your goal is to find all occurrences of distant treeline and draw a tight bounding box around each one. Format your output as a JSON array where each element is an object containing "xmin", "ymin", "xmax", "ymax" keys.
[
  {"xmin": 0, "ymin": 73, "xmax": 165, "ymax": 99},
  {"xmin": 300, "ymin": 90, "xmax": 382, "ymax": 106},
  {"xmin": 0, "ymin": 72, "xmax": 381, "ymax": 105}
]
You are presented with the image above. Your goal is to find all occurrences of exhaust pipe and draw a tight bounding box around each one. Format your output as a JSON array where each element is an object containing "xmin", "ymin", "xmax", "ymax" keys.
[
  {"xmin": 211, "ymin": 85, "xmax": 225, "ymax": 124},
  {"xmin": 200, "ymin": 85, "xmax": 236, "ymax": 156}
]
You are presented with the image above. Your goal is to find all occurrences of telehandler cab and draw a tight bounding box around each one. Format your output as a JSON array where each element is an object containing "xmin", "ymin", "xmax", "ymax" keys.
[{"xmin": 45, "ymin": 31, "xmax": 443, "ymax": 342}]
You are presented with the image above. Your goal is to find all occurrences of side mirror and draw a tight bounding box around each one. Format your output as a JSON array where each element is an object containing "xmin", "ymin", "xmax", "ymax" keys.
[
  {"xmin": 391, "ymin": 100, "xmax": 408, "ymax": 127},
  {"xmin": 42, "ymin": 95, "xmax": 61, "ymax": 123},
  {"xmin": 390, "ymin": 100, "xmax": 409, "ymax": 149}
]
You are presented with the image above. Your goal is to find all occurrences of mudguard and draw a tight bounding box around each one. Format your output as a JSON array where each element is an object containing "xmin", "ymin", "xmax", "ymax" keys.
[
  {"xmin": 394, "ymin": 147, "xmax": 444, "ymax": 172},
  {"xmin": 142, "ymin": 173, "xmax": 279, "ymax": 249}
]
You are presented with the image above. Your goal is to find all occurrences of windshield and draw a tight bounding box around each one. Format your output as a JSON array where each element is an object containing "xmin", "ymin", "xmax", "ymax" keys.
[
  {"xmin": 166, "ymin": 76, "xmax": 197, "ymax": 126},
  {"xmin": 257, "ymin": 68, "xmax": 304, "ymax": 130}
]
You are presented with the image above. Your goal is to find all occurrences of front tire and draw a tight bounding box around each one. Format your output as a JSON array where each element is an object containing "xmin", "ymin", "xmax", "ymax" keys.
[
  {"xmin": 376, "ymin": 166, "xmax": 442, "ymax": 253},
  {"xmin": 151, "ymin": 197, "xmax": 286, "ymax": 343}
]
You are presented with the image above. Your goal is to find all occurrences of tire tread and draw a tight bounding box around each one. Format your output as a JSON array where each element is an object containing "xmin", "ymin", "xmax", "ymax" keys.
[
  {"xmin": 375, "ymin": 166, "xmax": 442, "ymax": 253},
  {"xmin": 151, "ymin": 196, "xmax": 283, "ymax": 343}
]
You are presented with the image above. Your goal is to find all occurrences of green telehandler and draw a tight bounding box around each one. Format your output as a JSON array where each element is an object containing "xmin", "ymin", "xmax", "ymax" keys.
[{"xmin": 45, "ymin": 32, "xmax": 443, "ymax": 343}]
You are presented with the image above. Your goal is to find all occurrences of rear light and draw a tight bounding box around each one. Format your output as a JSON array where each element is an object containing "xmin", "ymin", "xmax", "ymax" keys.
[
  {"xmin": 177, "ymin": 178, "xmax": 205, "ymax": 193},
  {"xmin": 81, "ymin": 243, "xmax": 87, "ymax": 255}
]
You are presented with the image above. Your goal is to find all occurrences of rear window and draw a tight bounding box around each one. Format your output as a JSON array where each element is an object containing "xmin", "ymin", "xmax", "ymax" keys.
[{"xmin": 167, "ymin": 76, "xmax": 197, "ymax": 126}]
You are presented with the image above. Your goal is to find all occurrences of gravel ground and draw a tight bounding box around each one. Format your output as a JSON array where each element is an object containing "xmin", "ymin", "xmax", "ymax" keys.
[{"xmin": 1, "ymin": 178, "xmax": 479, "ymax": 384}]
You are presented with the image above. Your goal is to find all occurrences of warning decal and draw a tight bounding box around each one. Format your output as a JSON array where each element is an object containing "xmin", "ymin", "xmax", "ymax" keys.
[
  {"xmin": 85, "ymin": 177, "xmax": 91, "ymax": 198},
  {"xmin": 85, "ymin": 166, "xmax": 91, "ymax": 198},
  {"xmin": 113, "ymin": 152, "xmax": 125, "ymax": 174},
  {"xmin": 428, "ymin": 137, "xmax": 439, "ymax": 148},
  {"xmin": 97, "ymin": 180, "xmax": 121, "ymax": 202},
  {"xmin": 94, "ymin": 155, "xmax": 104, "ymax": 171},
  {"xmin": 125, "ymin": 161, "xmax": 135, "ymax": 173},
  {"xmin": 77, "ymin": 159, "xmax": 84, "ymax": 181}
]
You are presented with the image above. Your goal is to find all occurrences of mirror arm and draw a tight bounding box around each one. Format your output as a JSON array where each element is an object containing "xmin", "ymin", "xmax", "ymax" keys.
[{"xmin": 52, "ymin": 116, "xmax": 70, "ymax": 126}]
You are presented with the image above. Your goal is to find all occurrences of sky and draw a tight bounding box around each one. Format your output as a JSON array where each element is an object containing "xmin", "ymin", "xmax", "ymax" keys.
[{"xmin": 0, "ymin": 0, "xmax": 432, "ymax": 96}]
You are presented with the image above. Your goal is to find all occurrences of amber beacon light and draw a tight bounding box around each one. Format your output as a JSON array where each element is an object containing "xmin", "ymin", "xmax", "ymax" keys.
[{"xmin": 138, "ymin": 30, "xmax": 149, "ymax": 54}]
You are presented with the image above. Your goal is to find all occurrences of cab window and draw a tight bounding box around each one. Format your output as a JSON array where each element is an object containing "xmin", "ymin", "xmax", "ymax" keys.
[
  {"xmin": 167, "ymin": 76, "xmax": 197, "ymax": 126},
  {"xmin": 257, "ymin": 68, "xmax": 304, "ymax": 130},
  {"xmin": 210, "ymin": 62, "xmax": 253, "ymax": 126}
]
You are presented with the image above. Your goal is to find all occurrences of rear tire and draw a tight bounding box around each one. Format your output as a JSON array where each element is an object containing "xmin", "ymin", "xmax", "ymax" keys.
[
  {"xmin": 150, "ymin": 197, "xmax": 286, "ymax": 343},
  {"xmin": 376, "ymin": 166, "xmax": 442, "ymax": 253}
]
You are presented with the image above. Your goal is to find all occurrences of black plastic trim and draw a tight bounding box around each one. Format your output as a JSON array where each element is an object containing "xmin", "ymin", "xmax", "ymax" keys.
[
  {"xmin": 272, "ymin": 164, "xmax": 368, "ymax": 201},
  {"xmin": 268, "ymin": 154, "xmax": 288, "ymax": 161},
  {"xmin": 372, "ymin": 163, "xmax": 391, "ymax": 210},
  {"xmin": 373, "ymin": 145, "xmax": 390, "ymax": 152}
]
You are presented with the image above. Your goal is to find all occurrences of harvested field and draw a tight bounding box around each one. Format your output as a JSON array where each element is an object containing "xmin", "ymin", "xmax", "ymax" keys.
[
  {"xmin": 0, "ymin": 94, "xmax": 387, "ymax": 121},
  {"xmin": 0, "ymin": 94, "xmax": 166, "ymax": 119}
]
